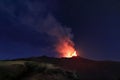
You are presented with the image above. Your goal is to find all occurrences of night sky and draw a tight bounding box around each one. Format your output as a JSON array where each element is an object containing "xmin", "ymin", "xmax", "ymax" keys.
[{"xmin": 0, "ymin": 0, "xmax": 120, "ymax": 61}]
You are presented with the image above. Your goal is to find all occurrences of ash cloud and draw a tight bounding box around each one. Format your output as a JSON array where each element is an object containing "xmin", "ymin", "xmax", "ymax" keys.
[
  {"xmin": 0, "ymin": 0, "xmax": 74, "ymax": 57},
  {"xmin": 39, "ymin": 14, "xmax": 73, "ymax": 41}
]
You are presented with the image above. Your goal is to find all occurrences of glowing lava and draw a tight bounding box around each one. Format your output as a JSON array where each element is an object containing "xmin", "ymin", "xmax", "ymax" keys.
[
  {"xmin": 71, "ymin": 51, "xmax": 77, "ymax": 57},
  {"xmin": 65, "ymin": 51, "xmax": 77, "ymax": 58},
  {"xmin": 56, "ymin": 38, "xmax": 78, "ymax": 58}
]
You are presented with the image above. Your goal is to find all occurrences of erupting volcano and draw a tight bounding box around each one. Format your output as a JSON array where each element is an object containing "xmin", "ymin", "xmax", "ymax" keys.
[
  {"xmin": 42, "ymin": 15, "xmax": 78, "ymax": 58},
  {"xmin": 56, "ymin": 37, "xmax": 78, "ymax": 58}
]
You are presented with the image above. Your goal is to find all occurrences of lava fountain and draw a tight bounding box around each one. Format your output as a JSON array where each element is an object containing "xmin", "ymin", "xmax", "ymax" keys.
[{"xmin": 56, "ymin": 37, "xmax": 78, "ymax": 58}]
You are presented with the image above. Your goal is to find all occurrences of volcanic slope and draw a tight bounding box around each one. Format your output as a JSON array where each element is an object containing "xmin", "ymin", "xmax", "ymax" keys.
[{"xmin": 0, "ymin": 56, "xmax": 120, "ymax": 80}]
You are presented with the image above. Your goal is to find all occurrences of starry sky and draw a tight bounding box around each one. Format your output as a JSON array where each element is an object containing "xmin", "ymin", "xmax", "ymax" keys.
[{"xmin": 0, "ymin": 0, "xmax": 120, "ymax": 61}]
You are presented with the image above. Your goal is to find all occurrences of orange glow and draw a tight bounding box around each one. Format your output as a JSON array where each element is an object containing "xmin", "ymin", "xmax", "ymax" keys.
[
  {"xmin": 71, "ymin": 51, "xmax": 77, "ymax": 57},
  {"xmin": 65, "ymin": 51, "xmax": 77, "ymax": 58},
  {"xmin": 56, "ymin": 38, "xmax": 78, "ymax": 58}
]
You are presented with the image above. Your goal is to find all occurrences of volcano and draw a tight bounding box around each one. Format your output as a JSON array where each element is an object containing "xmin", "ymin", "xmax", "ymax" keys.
[{"xmin": 0, "ymin": 56, "xmax": 119, "ymax": 80}]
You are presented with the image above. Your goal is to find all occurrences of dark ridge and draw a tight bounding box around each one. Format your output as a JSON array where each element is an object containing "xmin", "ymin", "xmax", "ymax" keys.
[{"xmin": 1, "ymin": 55, "xmax": 120, "ymax": 80}]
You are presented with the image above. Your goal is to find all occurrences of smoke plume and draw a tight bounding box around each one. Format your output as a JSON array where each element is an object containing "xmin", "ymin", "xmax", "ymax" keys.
[
  {"xmin": 39, "ymin": 14, "xmax": 75, "ymax": 57},
  {"xmin": 0, "ymin": 0, "xmax": 76, "ymax": 57}
]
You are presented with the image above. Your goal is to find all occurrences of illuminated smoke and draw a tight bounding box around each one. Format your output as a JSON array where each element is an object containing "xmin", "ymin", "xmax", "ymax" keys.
[
  {"xmin": 0, "ymin": 0, "xmax": 77, "ymax": 57},
  {"xmin": 39, "ymin": 14, "xmax": 77, "ymax": 57}
]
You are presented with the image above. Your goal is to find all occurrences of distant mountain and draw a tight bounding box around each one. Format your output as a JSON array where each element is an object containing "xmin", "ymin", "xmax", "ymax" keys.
[{"xmin": 0, "ymin": 56, "xmax": 120, "ymax": 80}]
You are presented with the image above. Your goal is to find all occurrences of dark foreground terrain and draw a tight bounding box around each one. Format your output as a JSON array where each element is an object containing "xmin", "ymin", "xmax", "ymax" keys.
[{"xmin": 0, "ymin": 56, "xmax": 120, "ymax": 80}]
